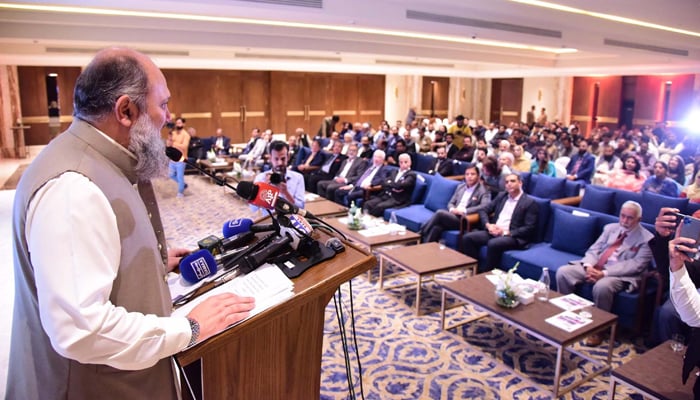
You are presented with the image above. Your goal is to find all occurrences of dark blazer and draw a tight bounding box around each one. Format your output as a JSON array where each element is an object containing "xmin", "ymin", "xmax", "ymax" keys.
[
  {"xmin": 566, "ymin": 152, "xmax": 596, "ymax": 183},
  {"xmin": 338, "ymin": 157, "xmax": 368, "ymax": 184},
  {"xmin": 318, "ymin": 153, "xmax": 346, "ymax": 178},
  {"xmin": 478, "ymin": 191, "xmax": 539, "ymax": 245},
  {"xmin": 446, "ymin": 143, "xmax": 459, "ymax": 159},
  {"xmin": 380, "ymin": 169, "xmax": 417, "ymax": 205},
  {"xmin": 209, "ymin": 135, "xmax": 231, "ymax": 153},
  {"xmin": 447, "ymin": 182, "xmax": 491, "ymax": 214},
  {"xmin": 430, "ymin": 157, "xmax": 454, "ymax": 176}
]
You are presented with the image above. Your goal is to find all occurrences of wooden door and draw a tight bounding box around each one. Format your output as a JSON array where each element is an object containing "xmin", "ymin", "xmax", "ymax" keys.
[
  {"xmin": 240, "ymin": 71, "xmax": 269, "ymax": 140},
  {"xmin": 358, "ymin": 75, "xmax": 385, "ymax": 129},
  {"xmin": 330, "ymin": 74, "xmax": 359, "ymax": 128},
  {"xmin": 490, "ymin": 78, "xmax": 523, "ymax": 126},
  {"xmin": 307, "ymin": 74, "xmax": 329, "ymax": 136}
]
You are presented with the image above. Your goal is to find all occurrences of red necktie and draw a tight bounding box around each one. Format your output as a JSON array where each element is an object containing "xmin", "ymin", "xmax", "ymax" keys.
[{"xmin": 595, "ymin": 231, "xmax": 627, "ymax": 270}]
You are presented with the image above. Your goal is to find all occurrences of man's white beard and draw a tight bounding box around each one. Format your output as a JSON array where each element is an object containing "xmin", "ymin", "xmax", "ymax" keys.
[{"xmin": 128, "ymin": 113, "xmax": 169, "ymax": 181}]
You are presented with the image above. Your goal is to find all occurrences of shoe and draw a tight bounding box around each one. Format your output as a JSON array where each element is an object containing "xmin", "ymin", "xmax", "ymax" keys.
[
  {"xmin": 585, "ymin": 334, "xmax": 603, "ymax": 346},
  {"xmin": 184, "ymin": 183, "xmax": 188, "ymax": 190},
  {"xmin": 176, "ymin": 193, "xmax": 184, "ymax": 198}
]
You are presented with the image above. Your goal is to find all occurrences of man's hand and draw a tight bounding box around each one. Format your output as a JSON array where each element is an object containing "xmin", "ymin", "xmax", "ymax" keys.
[
  {"xmin": 449, "ymin": 207, "xmax": 464, "ymax": 216},
  {"xmin": 187, "ymin": 293, "xmax": 255, "ymax": 344},
  {"xmin": 486, "ymin": 223, "xmax": 503, "ymax": 236},
  {"xmin": 669, "ymin": 225, "xmax": 696, "ymax": 272},
  {"xmin": 167, "ymin": 248, "xmax": 191, "ymax": 272},
  {"xmin": 585, "ymin": 267, "xmax": 604, "ymax": 283},
  {"xmin": 339, "ymin": 184, "xmax": 352, "ymax": 190},
  {"xmin": 655, "ymin": 207, "xmax": 679, "ymax": 238}
]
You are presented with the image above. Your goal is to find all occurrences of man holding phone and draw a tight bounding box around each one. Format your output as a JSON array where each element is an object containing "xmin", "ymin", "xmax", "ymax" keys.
[
  {"xmin": 253, "ymin": 140, "xmax": 305, "ymax": 211},
  {"xmin": 556, "ymin": 201, "xmax": 653, "ymax": 346}
]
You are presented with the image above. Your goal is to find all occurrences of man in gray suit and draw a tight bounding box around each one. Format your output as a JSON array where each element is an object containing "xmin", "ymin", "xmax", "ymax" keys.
[
  {"xmin": 420, "ymin": 165, "xmax": 491, "ymax": 243},
  {"xmin": 556, "ymin": 200, "xmax": 653, "ymax": 346},
  {"xmin": 317, "ymin": 143, "xmax": 367, "ymax": 201}
]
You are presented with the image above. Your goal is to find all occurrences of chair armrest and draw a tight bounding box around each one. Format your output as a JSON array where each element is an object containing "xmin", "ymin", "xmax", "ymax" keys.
[
  {"xmin": 552, "ymin": 196, "xmax": 582, "ymax": 206},
  {"xmin": 634, "ymin": 269, "xmax": 663, "ymax": 335},
  {"xmin": 445, "ymin": 175, "xmax": 464, "ymax": 181},
  {"xmin": 363, "ymin": 185, "xmax": 382, "ymax": 200}
]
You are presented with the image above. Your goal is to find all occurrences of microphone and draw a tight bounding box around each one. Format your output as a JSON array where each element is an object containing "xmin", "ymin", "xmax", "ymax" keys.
[
  {"xmin": 179, "ymin": 249, "xmax": 218, "ymax": 284},
  {"xmin": 235, "ymin": 181, "xmax": 316, "ymax": 219},
  {"xmin": 165, "ymin": 147, "xmax": 238, "ymax": 191},
  {"xmin": 222, "ymin": 218, "xmax": 276, "ymax": 238}
]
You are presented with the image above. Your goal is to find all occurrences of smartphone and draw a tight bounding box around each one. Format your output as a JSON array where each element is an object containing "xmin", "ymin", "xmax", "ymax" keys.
[{"xmin": 676, "ymin": 213, "xmax": 700, "ymax": 260}]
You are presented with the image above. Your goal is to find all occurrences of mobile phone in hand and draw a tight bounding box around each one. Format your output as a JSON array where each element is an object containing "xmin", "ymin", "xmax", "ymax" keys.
[{"xmin": 676, "ymin": 213, "xmax": 700, "ymax": 260}]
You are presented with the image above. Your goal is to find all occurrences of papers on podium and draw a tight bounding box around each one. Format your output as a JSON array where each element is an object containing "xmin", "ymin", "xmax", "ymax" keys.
[{"xmin": 171, "ymin": 263, "xmax": 295, "ymax": 335}]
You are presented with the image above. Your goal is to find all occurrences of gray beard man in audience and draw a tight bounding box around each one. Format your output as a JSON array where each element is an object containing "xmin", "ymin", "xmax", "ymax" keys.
[
  {"xmin": 7, "ymin": 47, "xmax": 255, "ymax": 399},
  {"xmin": 555, "ymin": 200, "xmax": 653, "ymax": 346},
  {"xmin": 316, "ymin": 143, "xmax": 368, "ymax": 201},
  {"xmin": 420, "ymin": 165, "xmax": 491, "ymax": 243}
]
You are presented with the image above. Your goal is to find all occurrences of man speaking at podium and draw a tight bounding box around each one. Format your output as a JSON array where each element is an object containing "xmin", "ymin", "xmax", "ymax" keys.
[{"xmin": 7, "ymin": 48, "xmax": 255, "ymax": 399}]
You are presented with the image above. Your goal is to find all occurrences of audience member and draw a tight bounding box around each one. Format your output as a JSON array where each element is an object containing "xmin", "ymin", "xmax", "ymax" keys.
[
  {"xmin": 318, "ymin": 115, "xmax": 339, "ymax": 138},
  {"xmin": 6, "ymin": 47, "xmax": 255, "ymax": 399},
  {"xmin": 658, "ymin": 131, "xmax": 684, "ymax": 162},
  {"xmin": 358, "ymin": 135, "xmax": 374, "ymax": 159},
  {"xmin": 295, "ymin": 138, "xmax": 325, "ymax": 175},
  {"xmin": 591, "ymin": 144, "xmax": 622, "ymax": 186},
  {"xmin": 363, "ymin": 153, "xmax": 416, "ymax": 217},
  {"xmin": 606, "ymin": 154, "xmax": 645, "ymax": 192},
  {"xmin": 668, "ymin": 154, "xmax": 687, "ymax": 186},
  {"xmin": 234, "ymin": 127, "xmax": 260, "ymax": 157},
  {"xmin": 296, "ymin": 127, "xmax": 311, "ymax": 147},
  {"xmin": 429, "ymin": 146, "xmax": 454, "ymax": 176},
  {"xmin": 447, "ymin": 114, "xmax": 472, "ymax": 150},
  {"xmin": 287, "ymin": 135, "xmax": 300, "ymax": 167},
  {"xmin": 317, "ymin": 143, "xmax": 367, "ymax": 200},
  {"xmin": 481, "ymin": 155, "xmax": 504, "ymax": 196},
  {"xmin": 460, "ymin": 173, "xmax": 539, "ymax": 272},
  {"xmin": 417, "ymin": 127, "xmax": 433, "ymax": 153},
  {"xmin": 254, "ymin": 140, "xmax": 305, "ymax": 209},
  {"xmin": 209, "ymin": 128, "xmax": 230, "ymax": 155},
  {"xmin": 452, "ymin": 135, "xmax": 475, "ymax": 162},
  {"xmin": 511, "ymin": 145, "xmax": 531, "ymax": 173},
  {"xmin": 306, "ymin": 141, "xmax": 346, "ymax": 192},
  {"xmin": 420, "ymin": 165, "xmax": 491, "ymax": 243},
  {"xmin": 642, "ymin": 161, "xmax": 680, "ymax": 197},
  {"xmin": 238, "ymin": 129, "xmax": 270, "ymax": 168},
  {"xmin": 497, "ymin": 152, "xmax": 514, "ymax": 175},
  {"xmin": 555, "ymin": 201, "xmax": 653, "ymax": 346},
  {"xmin": 637, "ymin": 140, "xmax": 657, "ymax": 176},
  {"xmin": 445, "ymin": 133, "xmax": 458, "ymax": 159},
  {"xmin": 531, "ymin": 148, "xmax": 556, "ymax": 177},
  {"xmin": 565, "ymin": 139, "xmax": 595, "ymax": 183},
  {"xmin": 682, "ymin": 171, "xmax": 700, "ymax": 203},
  {"xmin": 341, "ymin": 150, "xmax": 389, "ymax": 205},
  {"xmin": 168, "ymin": 117, "xmax": 190, "ymax": 198}
]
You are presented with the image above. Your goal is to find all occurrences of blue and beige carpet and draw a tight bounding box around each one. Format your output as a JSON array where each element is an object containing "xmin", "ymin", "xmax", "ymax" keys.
[{"xmin": 155, "ymin": 174, "xmax": 652, "ymax": 399}]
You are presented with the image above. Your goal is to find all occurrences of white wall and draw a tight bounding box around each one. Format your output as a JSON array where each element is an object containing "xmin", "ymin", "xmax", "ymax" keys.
[
  {"xmin": 522, "ymin": 77, "xmax": 564, "ymax": 123},
  {"xmin": 384, "ymin": 75, "xmax": 421, "ymax": 126}
]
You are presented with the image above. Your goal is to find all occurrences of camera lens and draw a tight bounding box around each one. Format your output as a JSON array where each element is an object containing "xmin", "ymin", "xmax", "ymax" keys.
[{"xmin": 270, "ymin": 172, "xmax": 281, "ymax": 184}]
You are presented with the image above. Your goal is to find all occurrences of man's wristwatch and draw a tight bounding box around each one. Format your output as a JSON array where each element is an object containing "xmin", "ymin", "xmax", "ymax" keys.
[{"xmin": 186, "ymin": 317, "xmax": 200, "ymax": 347}]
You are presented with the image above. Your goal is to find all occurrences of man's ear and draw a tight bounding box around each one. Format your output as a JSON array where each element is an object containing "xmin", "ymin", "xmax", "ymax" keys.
[{"xmin": 115, "ymin": 95, "xmax": 139, "ymax": 128}]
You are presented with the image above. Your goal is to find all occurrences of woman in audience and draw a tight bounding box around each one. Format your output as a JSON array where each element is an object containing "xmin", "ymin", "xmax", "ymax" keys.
[
  {"xmin": 668, "ymin": 154, "xmax": 687, "ymax": 187},
  {"xmin": 682, "ymin": 171, "xmax": 700, "ymax": 203},
  {"xmin": 606, "ymin": 154, "xmax": 645, "ymax": 192},
  {"xmin": 529, "ymin": 148, "xmax": 556, "ymax": 177},
  {"xmin": 511, "ymin": 145, "xmax": 531, "ymax": 172}
]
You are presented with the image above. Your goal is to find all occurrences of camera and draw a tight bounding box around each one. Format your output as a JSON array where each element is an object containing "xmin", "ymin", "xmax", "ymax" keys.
[{"xmin": 270, "ymin": 167, "xmax": 286, "ymax": 184}]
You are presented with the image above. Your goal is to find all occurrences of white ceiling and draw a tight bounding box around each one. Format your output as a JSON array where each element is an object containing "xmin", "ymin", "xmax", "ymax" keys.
[{"xmin": 0, "ymin": 0, "xmax": 699, "ymax": 77}]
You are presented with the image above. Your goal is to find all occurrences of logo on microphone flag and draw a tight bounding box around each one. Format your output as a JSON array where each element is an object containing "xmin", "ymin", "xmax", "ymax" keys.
[
  {"xmin": 260, "ymin": 188, "xmax": 279, "ymax": 207},
  {"xmin": 226, "ymin": 218, "xmax": 245, "ymax": 230},
  {"xmin": 189, "ymin": 256, "xmax": 213, "ymax": 280}
]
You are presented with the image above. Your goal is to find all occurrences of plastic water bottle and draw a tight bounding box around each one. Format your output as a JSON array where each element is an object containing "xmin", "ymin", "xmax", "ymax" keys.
[
  {"xmin": 389, "ymin": 211, "xmax": 398, "ymax": 235},
  {"xmin": 537, "ymin": 268, "xmax": 550, "ymax": 301},
  {"xmin": 348, "ymin": 201, "xmax": 357, "ymax": 226}
]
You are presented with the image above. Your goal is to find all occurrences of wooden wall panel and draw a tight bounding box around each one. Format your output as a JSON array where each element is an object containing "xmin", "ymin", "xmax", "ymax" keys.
[
  {"xmin": 421, "ymin": 76, "xmax": 449, "ymax": 118},
  {"xmin": 18, "ymin": 66, "xmax": 80, "ymax": 145},
  {"xmin": 489, "ymin": 78, "xmax": 523, "ymax": 126},
  {"xmin": 358, "ymin": 75, "xmax": 385, "ymax": 129},
  {"xmin": 571, "ymin": 76, "xmax": 621, "ymax": 135},
  {"xmin": 632, "ymin": 74, "xmax": 694, "ymax": 128},
  {"xmin": 330, "ymin": 74, "xmax": 359, "ymax": 125}
]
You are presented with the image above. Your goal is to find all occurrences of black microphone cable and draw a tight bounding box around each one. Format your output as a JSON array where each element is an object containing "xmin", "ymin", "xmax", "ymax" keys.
[{"xmin": 332, "ymin": 279, "xmax": 365, "ymax": 400}]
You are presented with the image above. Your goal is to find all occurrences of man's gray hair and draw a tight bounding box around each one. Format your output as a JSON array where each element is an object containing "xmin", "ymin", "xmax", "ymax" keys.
[
  {"xmin": 73, "ymin": 53, "xmax": 148, "ymax": 123},
  {"xmin": 621, "ymin": 200, "xmax": 642, "ymax": 217}
]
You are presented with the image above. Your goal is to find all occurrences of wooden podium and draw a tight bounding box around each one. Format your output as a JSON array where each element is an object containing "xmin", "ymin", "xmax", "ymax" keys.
[{"xmin": 175, "ymin": 235, "xmax": 376, "ymax": 399}]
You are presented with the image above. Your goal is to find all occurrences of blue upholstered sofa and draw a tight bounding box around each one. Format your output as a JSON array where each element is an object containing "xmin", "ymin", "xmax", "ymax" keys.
[{"xmin": 499, "ymin": 202, "xmax": 658, "ymax": 331}]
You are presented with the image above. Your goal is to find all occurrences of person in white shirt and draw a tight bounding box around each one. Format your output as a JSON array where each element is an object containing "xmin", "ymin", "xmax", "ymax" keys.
[{"xmin": 6, "ymin": 47, "xmax": 255, "ymax": 399}]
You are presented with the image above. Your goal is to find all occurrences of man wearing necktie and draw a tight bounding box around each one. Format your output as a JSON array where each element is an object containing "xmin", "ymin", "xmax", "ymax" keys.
[
  {"xmin": 305, "ymin": 141, "xmax": 345, "ymax": 192},
  {"xmin": 337, "ymin": 150, "xmax": 387, "ymax": 206},
  {"xmin": 317, "ymin": 144, "xmax": 367, "ymax": 200},
  {"xmin": 363, "ymin": 153, "xmax": 417, "ymax": 217},
  {"xmin": 556, "ymin": 200, "xmax": 653, "ymax": 346}
]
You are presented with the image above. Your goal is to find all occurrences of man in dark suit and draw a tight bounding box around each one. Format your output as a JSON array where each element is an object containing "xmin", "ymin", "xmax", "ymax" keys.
[
  {"xmin": 305, "ymin": 141, "xmax": 345, "ymax": 192},
  {"xmin": 339, "ymin": 150, "xmax": 388, "ymax": 205},
  {"xmin": 429, "ymin": 146, "xmax": 455, "ymax": 176},
  {"xmin": 209, "ymin": 128, "xmax": 231, "ymax": 155},
  {"xmin": 420, "ymin": 165, "xmax": 491, "ymax": 243},
  {"xmin": 363, "ymin": 153, "xmax": 416, "ymax": 217},
  {"xmin": 445, "ymin": 133, "xmax": 459, "ymax": 159},
  {"xmin": 317, "ymin": 143, "xmax": 367, "ymax": 200},
  {"xmin": 566, "ymin": 139, "xmax": 596, "ymax": 184},
  {"xmin": 460, "ymin": 173, "xmax": 539, "ymax": 272}
]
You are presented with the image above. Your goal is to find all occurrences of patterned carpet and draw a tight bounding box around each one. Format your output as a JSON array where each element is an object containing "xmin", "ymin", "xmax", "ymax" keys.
[{"xmin": 155, "ymin": 173, "xmax": 649, "ymax": 400}]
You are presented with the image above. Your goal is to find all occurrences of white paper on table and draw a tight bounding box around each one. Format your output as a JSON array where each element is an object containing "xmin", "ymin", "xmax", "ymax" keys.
[
  {"xmin": 485, "ymin": 271, "xmax": 525, "ymax": 287},
  {"xmin": 549, "ymin": 293, "xmax": 594, "ymax": 312},
  {"xmin": 172, "ymin": 263, "xmax": 295, "ymax": 327},
  {"xmin": 545, "ymin": 310, "xmax": 593, "ymax": 332}
]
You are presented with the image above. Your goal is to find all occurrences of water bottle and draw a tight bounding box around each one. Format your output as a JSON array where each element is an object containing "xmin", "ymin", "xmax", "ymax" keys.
[
  {"xmin": 389, "ymin": 211, "xmax": 398, "ymax": 235},
  {"xmin": 348, "ymin": 201, "xmax": 357, "ymax": 226},
  {"xmin": 537, "ymin": 268, "xmax": 550, "ymax": 301}
]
